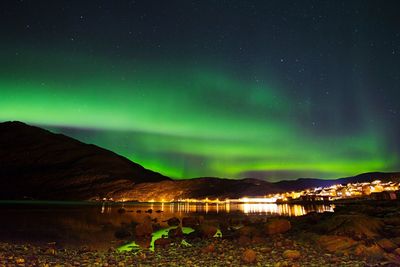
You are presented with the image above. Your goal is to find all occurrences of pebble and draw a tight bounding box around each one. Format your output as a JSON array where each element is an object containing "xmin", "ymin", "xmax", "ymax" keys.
[{"xmin": 0, "ymin": 234, "xmax": 375, "ymax": 266}]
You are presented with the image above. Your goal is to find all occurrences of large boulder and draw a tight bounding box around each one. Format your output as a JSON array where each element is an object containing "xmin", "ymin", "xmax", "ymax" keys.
[
  {"xmin": 168, "ymin": 226, "xmax": 184, "ymax": 239},
  {"xmin": 198, "ymin": 224, "xmax": 218, "ymax": 238},
  {"xmin": 316, "ymin": 214, "xmax": 383, "ymax": 239},
  {"xmin": 354, "ymin": 244, "xmax": 385, "ymax": 260},
  {"xmin": 182, "ymin": 217, "xmax": 199, "ymax": 228},
  {"xmin": 264, "ymin": 219, "xmax": 291, "ymax": 235},
  {"xmin": 166, "ymin": 217, "xmax": 180, "ymax": 227},
  {"xmin": 377, "ymin": 238, "xmax": 398, "ymax": 252},
  {"xmin": 317, "ymin": 235, "xmax": 358, "ymax": 253},
  {"xmin": 135, "ymin": 223, "xmax": 153, "ymax": 238}
]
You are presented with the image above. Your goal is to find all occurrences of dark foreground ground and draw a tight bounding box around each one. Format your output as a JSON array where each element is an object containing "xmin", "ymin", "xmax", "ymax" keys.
[
  {"xmin": 1, "ymin": 200, "xmax": 400, "ymax": 267},
  {"xmin": 0, "ymin": 237, "xmax": 366, "ymax": 267}
]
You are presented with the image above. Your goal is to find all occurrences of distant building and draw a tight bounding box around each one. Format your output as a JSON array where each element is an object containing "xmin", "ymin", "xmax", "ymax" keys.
[{"xmin": 362, "ymin": 185, "xmax": 371, "ymax": 195}]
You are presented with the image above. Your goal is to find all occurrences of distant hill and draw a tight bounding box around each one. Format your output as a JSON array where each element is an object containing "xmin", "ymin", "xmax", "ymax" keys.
[
  {"xmin": 274, "ymin": 172, "xmax": 400, "ymax": 193},
  {"xmin": 0, "ymin": 121, "xmax": 399, "ymax": 201},
  {"xmin": 0, "ymin": 121, "xmax": 169, "ymax": 200},
  {"xmin": 112, "ymin": 173, "xmax": 400, "ymax": 202}
]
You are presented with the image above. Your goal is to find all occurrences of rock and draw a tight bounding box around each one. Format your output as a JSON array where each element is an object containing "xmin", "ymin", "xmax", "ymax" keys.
[
  {"xmin": 265, "ymin": 219, "xmax": 291, "ymax": 235},
  {"xmin": 186, "ymin": 230, "xmax": 202, "ymax": 240},
  {"xmin": 15, "ymin": 258, "xmax": 25, "ymax": 264},
  {"xmin": 168, "ymin": 226, "xmax": 184, "ymax": 239},
  {"xmin": 383, "ymin": 217, "xmax": 400, "ymax": 226},
  {"xmin": 377, "ymin": 238, "xmax": 397, "ymax": 252},
  {"xmin": 316, "ymin": 214, "xmax": 383, "ymax": 239},
  {"xmin": 383, "ymin": 252, "xmax": 400, "ymax": 265},
  {"xmin": 145, "ymin": 209, "xmax": 153, "ymax": 213},
  {"xmin": 395, "ymin": 248, "xmax": 400, "ymax": 256},
  {"xmin": 152, "ymin": 223, "xmax": 162, "ymax": 232},
  {"xmin": 283, "ymin": 249, "xmax": 301, "ymax": 260},
  {"xmin": 198, "ymin": 224, "xmax": 218, "ymax": 238},
  {"xmin": 391, "ymin": 237, "xmax": 400, "ymax": 246},
  {"xmin": 274, "ymin": 262, "xmax": 290, "ymax": 267},
  {"xmin": 44, "ymin": 248, "xmax": 56, "ymax": 255},
  {"xmin": 283, "ymin": 239, "xmax": 294, "ymax": 246},
  {"xmin": 182, "ymin": 217, "xmax": 199, "ymax": 228},
  {"xmin": 317, "ymin": 235, "xmax": 357, "ymax": 253},
  {"xmin": 354, "ymin": 244, "xmax": 368, "ymax": 256},
  {"xmin": 135, "ymin": 238, "xmax": 151, "ymax": 248},
  {"xmin": 114, "ymin": 228, "xmax": 131, "ymax": 239},
  {"xmin": 166, "ymin": 217, "xmax": 180, "ymax": 227},
  {"xmin": 238, "ymin": 226, "xmax": 262, "ymax": 238},
  {"xmin": 135, "ymin": 223, "xmax": 153, "ymax": 238},
  {"xmin": 354, "ymin": 244, "xmax": 385, "ymax": 260},
  {"xmin": 154, "ymin": 238, "xmax": 172, "ymax": 248},
  {"xmin": 365, "ymin": 245, "xmax": 385, "ymax": 261},
  {"xmin": 201, "ymin": 244, "xmax": 215, "ymax": 253},
  {"xmin": 241, "ymin": 249, "xmax": 257, "ymax": 264},
  {"xmin": 260, "ymin": 247, "xmax": 272, "ymax": 253}
]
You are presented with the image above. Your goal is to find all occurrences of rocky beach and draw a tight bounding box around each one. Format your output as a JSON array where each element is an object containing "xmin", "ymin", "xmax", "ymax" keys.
[{"xmin": 1, "ymin": 200, "xmax": 400, "ymax": 267}]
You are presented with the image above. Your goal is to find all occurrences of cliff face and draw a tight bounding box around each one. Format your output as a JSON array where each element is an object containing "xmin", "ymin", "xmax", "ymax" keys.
[{"xmin": 0, "ymin": 121, "xmax": 169, "ymax": 200}]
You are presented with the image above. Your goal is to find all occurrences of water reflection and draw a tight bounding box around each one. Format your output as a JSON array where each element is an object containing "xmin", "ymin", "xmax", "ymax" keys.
[
  {"xmin": 243, "ymin": 203, "xmax": 301, "ymax": 215},
  {"xmin": 124, "ymin": 202, "xmax": 334, "ymax": 216},
  {"xmin": 0, "ymin": 201, "xmax": 334, "ymax": 251}
]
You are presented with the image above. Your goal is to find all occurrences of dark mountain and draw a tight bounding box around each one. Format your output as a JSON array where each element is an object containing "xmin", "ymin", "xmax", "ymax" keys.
[
  {"xmin": 0, "ymin": 121, "xmax": 169, "ymax": 200},
  {"xmin": 0, "ymin": 121, "xmax": 399, "ymax": 201}
]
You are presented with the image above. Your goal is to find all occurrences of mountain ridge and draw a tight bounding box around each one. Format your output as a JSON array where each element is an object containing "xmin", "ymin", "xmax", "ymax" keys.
[
  {"xmin": 0, "ymin": 121, "xmax": 169, "ymax": 200},
  {"xmin": 0, "ymin": 121, "xmax": 399, "ymax": 201}
]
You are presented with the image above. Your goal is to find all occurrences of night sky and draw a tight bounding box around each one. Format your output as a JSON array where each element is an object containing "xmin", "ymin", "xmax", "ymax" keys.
[{"xmin": 1, "ymin": 0, "xmax": 399, "ymax": 181}]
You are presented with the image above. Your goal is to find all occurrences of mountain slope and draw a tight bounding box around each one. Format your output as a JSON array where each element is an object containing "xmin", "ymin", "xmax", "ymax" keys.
[
  {"xmin": 0, "ymin": 121, "xmax": 399, "ymax": 201},
  {"xmin": 0, "ymin": 121, "xmax": 169, "ymax": 199}
]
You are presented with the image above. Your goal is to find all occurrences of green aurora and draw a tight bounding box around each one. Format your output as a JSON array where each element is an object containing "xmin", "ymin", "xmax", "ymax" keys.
[{"xmin": 0, "ymin": 50, "xmax": 397, "ymax": 181}]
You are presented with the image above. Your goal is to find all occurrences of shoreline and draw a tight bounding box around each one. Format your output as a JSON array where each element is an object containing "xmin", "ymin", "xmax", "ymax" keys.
[{"xmin": 1, "ymin": 201, "xmax": 400, "ymax": 266}]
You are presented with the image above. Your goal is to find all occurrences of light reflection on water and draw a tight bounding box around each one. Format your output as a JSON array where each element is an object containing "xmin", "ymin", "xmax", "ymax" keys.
[
  {"xmin": 103, "ymin": 202, "xmax": 334, "ymax": 216},
  {"xmin": 241, "ymin": 203, "xmax": 334, "ymax": 216},
  {"xmin": 0, "ymin": 201, "xmax": 334, "ymax": 250}
]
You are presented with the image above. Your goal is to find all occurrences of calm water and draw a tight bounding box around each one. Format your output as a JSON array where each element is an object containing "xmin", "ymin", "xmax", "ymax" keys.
[{"xmin": 0, "ymin": 201, "xmax": 334, "ymax": 250}]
